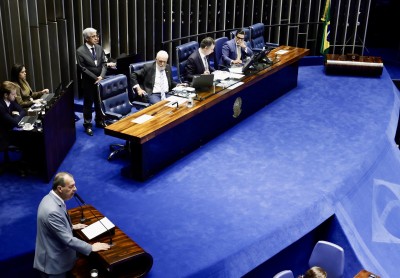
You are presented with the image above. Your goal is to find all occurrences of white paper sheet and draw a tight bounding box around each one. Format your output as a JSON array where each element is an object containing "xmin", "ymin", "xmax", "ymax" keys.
[
  {"xmin": 132, "ymin": 114, "xmax": 154, "ymax": 124},
  {"xmin": 81, "ymin": 217, "xmax": 115, "ymax": 240}
]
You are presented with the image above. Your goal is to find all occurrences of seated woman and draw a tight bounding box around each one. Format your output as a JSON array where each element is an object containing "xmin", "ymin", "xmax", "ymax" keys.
[{"xmin": 10, "ymin": 63, "xmax": 49, "ymax": 109}]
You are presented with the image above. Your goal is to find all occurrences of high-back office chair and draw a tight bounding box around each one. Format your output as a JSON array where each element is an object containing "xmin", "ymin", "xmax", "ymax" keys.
[
  {"xmin": 272, "ymin": 270, "xmax": 294, "ymax": 278},
  {"xmin": 308, "ymin": 240, "xmax": 345, "ymax": 278},
  {"xmin": 249, "ymin": 23, "xmax": 265, "ymax": 50},
  {"xmin": 213, "ymin": 36, "xmax": 228, "ymax": 69},
  {"xmin": 176, "ymin": 41, "xmax": 199, "ymax": 82},
  {"xmin": 97, "ymin": 74, "xmax": 142, "ymax": 160},
  {"xmin": 0, "ymin": 141, "xmax": 21, "ymax": 175}
]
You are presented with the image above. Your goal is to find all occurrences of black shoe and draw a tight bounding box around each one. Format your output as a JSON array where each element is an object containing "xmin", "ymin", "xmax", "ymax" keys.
[
  {"xmin": 95, "ymin": 120, "xmax": 106, "ymax": 128},
  {"xmin": 85, "ymin": 128, "xmax": 94, "ymax": 136}
]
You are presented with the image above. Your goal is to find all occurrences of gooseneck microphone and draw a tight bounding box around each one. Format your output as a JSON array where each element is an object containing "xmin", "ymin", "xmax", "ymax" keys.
[
  {"xmin": 74, "ymin": 192, "xmax": 86, "ymax": 205},
  {"xmin": 74, "ymin": 193, "xmax": 87, "ymax": 223},
  {"xmin": 73, "ymin": 193, "xmax": 114, "ymax": 246}
]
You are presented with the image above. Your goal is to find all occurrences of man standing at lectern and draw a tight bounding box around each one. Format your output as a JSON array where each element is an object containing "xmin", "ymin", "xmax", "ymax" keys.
[
  {"xmin": 76, "ymin": 27, "xmax": 107, "ymax": 136},
  {"xmin": 34, "ymin": 172, "xmax": 110, "ymax": 277}
]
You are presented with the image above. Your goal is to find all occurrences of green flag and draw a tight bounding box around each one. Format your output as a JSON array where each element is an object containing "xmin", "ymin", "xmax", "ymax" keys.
[{"xmin": 320, "ymin": 0, "xmax": 331, "ymax": 55}]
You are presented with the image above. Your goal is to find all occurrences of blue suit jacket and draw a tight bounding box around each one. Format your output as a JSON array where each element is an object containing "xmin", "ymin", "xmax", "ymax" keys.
[
  {"xmin": 33, "ymin": 192, "xmax": 92, "ymax": 275},
  {"xmin": 221, "ymin": 39, "xmax": 253, "ymax": 66}
]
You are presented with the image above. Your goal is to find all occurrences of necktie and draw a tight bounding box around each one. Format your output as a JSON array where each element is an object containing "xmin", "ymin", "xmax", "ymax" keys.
[
  {"xmin": 237, "ymin": 46, "xmax": 241, "ymax": 60},
  {"xmin": 203, "ymin": 56, "xmax": 209, "ymax": 71},
  {"xmin": 91, "ymin": 47, "xmax": 96, "ymax": 60},
  {"xmin": 63, "ymin": 204, "xmax": 73, "ymax": 229}
]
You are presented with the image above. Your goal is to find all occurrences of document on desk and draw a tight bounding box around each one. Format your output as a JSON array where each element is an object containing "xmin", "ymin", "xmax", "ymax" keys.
[
  {"xmin": 213, "ymin": 70, "xmax": 230, "ymax": 80},
  {"xmin": 132, "ymin": 114, "xmax": 154, "ymax": 124},
  {"xmin": 81, "ymin": 217, "xmax": 115, "ymax": 240}
]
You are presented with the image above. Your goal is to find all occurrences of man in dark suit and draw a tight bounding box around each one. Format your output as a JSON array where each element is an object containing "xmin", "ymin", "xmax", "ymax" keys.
[
  {"xmin": 222, "ymin": 29, "xmax": 253, "ymax": 67},
  {"xmin": 131, "ymin": 50, "xmax": 179, "ymax": 104},
  {"xmin": 34, "ymin": 172, "xmax": 110, "ymax": 277},
  {"xmin": 185, "ymin": 37, "xmax": 215, "ymax": 82},
  {"xmin": 76, "ymin": 27, "xmax": 107, "ymax": 136},
  {"xmin": 0, "ymin": 81, "xmax": 26, "ymax": 151}
]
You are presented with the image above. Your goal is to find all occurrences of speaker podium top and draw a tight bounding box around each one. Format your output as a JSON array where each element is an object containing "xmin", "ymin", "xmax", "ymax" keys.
[{"xmin": 69, "ymin": 205, "xmax": 153, "ymax": 277}]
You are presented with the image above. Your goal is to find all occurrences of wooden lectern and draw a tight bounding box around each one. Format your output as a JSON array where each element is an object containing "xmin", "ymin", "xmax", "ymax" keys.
[{"xmin": 68, "ymin": 205, "xmax": 153, "ymax": 277}]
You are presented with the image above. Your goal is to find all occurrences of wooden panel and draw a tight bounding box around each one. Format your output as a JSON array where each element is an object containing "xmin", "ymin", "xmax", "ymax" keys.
[
  {"xmin": 57, "ymin": 19, "xmax": 71, "ymax": 85},
  {"xmin": 30, "ymin": 27, "xmax": 43, "ymax": 90},
  {"xmin": 39, "ymin": 24, "xmax": 51, "ymax": 90},
  {"xmin": 48, "ymin": 21, "xmax": 61, "ymax": 90}
]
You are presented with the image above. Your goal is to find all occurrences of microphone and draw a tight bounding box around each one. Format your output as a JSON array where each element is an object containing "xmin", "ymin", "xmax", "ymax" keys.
[
  {"xmin": 74, "ymin": 193, "xmax": 115, "ymax": 246},
  {"xmin": 74, "ymin": 192, "xmax": 86, "ymax": 205},
  {"xmin": 74, "ymin": 193, "xmax": 88, "ymax": 223}
]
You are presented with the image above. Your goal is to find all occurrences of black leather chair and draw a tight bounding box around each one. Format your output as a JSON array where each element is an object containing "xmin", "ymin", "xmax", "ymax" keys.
[
  {"xmin": 97, "ymin": 74, "xmax": 144, "ymax": 160},
  {"xmin": 213, "ymin": 37, "xmax": 228, "ymax": 70},
  {"xmin": 176, "ymin": 41, "xmax": 199, "ymax": 82}
]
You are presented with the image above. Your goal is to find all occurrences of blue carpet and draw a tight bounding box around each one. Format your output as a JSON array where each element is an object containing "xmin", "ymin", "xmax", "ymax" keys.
[{"xmin": 1, "ymin": 63, "xmax": 400, "ymax": 277}]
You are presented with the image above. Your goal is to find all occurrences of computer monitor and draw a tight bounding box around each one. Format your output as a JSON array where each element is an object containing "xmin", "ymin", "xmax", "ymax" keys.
[
  {"xmin": 242, "ymin": 48, "xmax": 272, "ymax": 73},
  {"xmin": 191, "ymin": 74, "xmax": 214, "ymax": 91}
]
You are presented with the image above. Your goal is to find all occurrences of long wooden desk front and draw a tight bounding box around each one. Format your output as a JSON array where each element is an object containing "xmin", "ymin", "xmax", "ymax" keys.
[
  {"xmin": 69, "ymin": 205, "xmax": 153, "ymax": 277},
  {"xmin": 105, "ymin": 46, "xmax": 309, "ymax": 180}
]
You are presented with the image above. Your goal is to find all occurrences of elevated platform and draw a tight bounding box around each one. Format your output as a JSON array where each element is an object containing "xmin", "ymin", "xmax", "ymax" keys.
[{"xmin": 1, "ymin": 64, "xmax": 399, "ymax": 277}]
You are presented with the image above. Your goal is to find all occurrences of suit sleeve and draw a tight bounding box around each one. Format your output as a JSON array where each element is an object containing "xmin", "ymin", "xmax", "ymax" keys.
[
  {"xmin": 0, "ymin": 102, "xmax": 26, "ymax": 129},
  {"xmin": 245, "ymin": 42, "xmax": 253, "ymax": 57},
  {"xmin": 76, "ymin": 48, "xmax": 98, "ymax": 81},
  {"xmin": 48, "ymin": 210, "xmax": 92, "ymax": 256},
  {"xmin": 99, "ymin": 49, "xmax": 107, "ymax": 78},
  {"xmin": 222, "ymin": 43, "xmax": 232, "ymax": 66},
  {"xmin": 15, "ymin": 87, "xmax": 34, "ymax": 108},
  {"xmin": 185, "ymin": 56, "xmax": 197, "ymax": 82}
]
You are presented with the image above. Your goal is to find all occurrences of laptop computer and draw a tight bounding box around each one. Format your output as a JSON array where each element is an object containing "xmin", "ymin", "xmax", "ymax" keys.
[
  {"xmin": 18, "ymin": 115, "xmax": 38, "ymax": 127},
  {"xmin": 191, "ymin": 74, "xmax": 214, "ymax": 91},
  {"xmin": 41, "ymin": 82, "xmax": 62, "ymax": 102}
]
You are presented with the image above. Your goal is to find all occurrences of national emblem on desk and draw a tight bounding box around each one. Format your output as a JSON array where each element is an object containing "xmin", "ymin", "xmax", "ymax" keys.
[{"xmin": 233, "ymin": 97, "xmax": 242, "ymax": 118}]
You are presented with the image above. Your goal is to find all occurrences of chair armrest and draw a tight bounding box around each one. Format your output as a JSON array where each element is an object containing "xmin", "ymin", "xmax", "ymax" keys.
[
  {"xmin": 132, "ymin": 101, "xmax": 150, "ymax": 109},
  {"xmin": 105, "ymin": 111, "xmax": 123, "ymax": 119}
]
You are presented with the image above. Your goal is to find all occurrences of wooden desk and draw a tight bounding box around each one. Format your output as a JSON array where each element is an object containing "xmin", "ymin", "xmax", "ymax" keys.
[
  {"xmin": 69, "ymin": 205, "xmax": 153, "ymax": 277},
  {"xmin": 325, "ymin": 54, "xmax": 383, "ymax": 76},
  {"xmin": 105, "ymin": 46, "xmax": 309, "ymax": 180}
]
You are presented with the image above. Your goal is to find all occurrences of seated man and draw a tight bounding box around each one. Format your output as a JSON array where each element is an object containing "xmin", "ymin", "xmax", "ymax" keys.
[
  {"xmin": 0, "ymin": 81, "xmax": 26, "ymax": 174},
  {"xmin": 0, "ymin": 81, "xmax": 26, "ymax": 144},
  {"xmin": 222, "ymin": 29, "xmax": 253, "ymax": 67},
  {"xmin": 185, "ymin": 37, "xmax": 215, "ymax": 82},
  {"xmin": 131, "ymin": 50, "xmax": 178, "ymax": 104}
]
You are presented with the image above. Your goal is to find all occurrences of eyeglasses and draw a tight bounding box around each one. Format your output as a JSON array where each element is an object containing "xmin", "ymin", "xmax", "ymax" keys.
[
  {"xmin": 89, "ymin": 34, "xmax": 100, "ymax": 38},
  {"xmin": 236, "ymin": 36, "xmax": 245, "ymax": 41},
  {"xmin": 156, "ymin": 59, "xmax": 167, "ymax": 64}
]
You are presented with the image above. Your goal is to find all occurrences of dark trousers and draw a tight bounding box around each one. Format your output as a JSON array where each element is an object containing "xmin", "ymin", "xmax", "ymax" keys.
[{"xmin": 82, "ymin": 81, "xmax": 102, "ymax": 128}]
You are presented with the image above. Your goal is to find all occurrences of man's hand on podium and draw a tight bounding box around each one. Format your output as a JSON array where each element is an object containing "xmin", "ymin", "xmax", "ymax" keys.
[
  {"xmin": 92, "ymin": 242, "xmax": 111, "ymax": 252},
  {"xmin": 73, "ymin": 223, "xmax": 88, "ymax": 230}
]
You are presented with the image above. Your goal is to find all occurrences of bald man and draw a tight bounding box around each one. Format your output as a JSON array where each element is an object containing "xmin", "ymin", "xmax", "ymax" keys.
[{"xmin": 130, "ymin": 50, "xmax": 179, "ymax": 104}]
